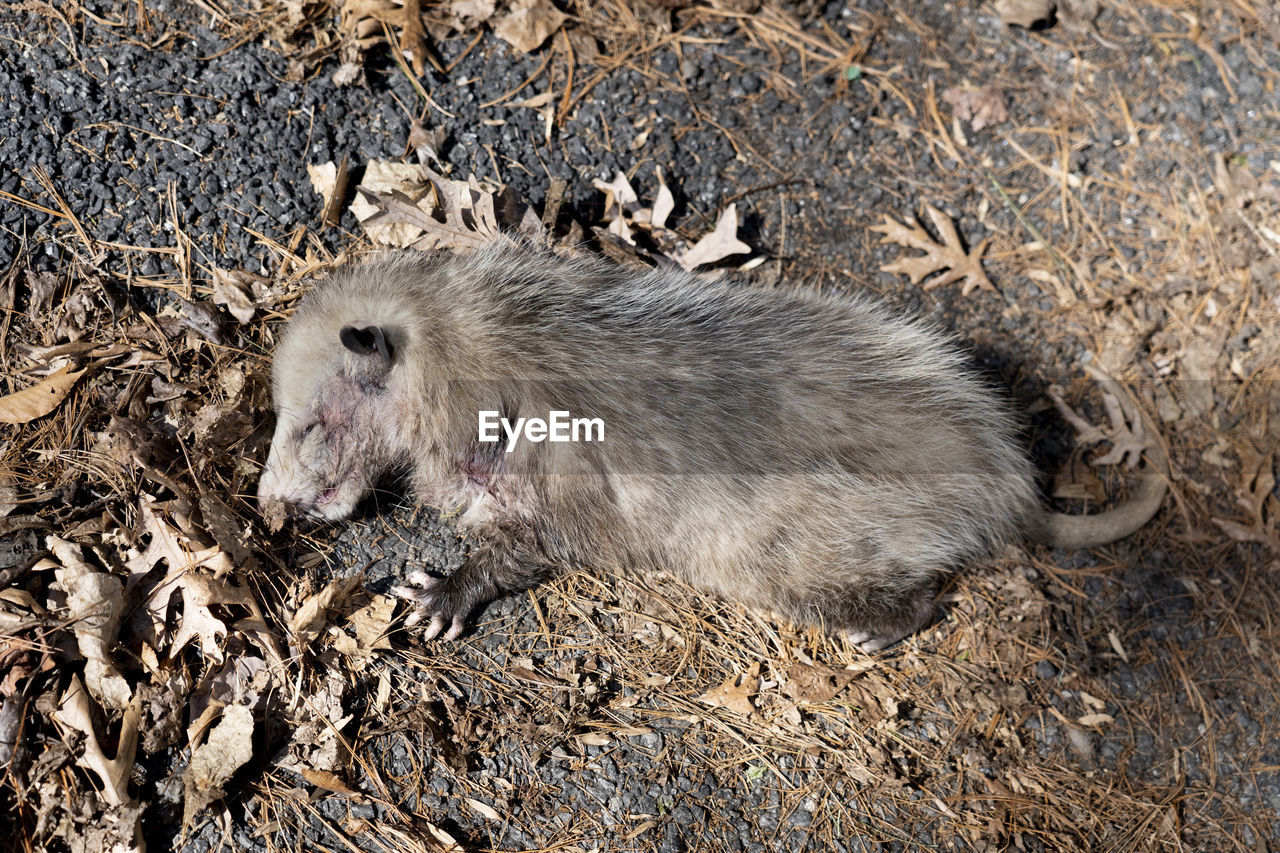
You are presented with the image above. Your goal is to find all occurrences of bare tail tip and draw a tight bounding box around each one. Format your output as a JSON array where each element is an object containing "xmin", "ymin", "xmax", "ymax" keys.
[
  {"xmin": 1029, "ymin": 465, "xmax": 1168, "ymax": 549},
  {"xmin": 1032, "ymin": 361, "xmax": 1172, "ymax": 550}
]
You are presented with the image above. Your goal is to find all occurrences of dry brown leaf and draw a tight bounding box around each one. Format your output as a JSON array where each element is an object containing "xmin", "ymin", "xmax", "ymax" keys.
[
  {"xmin": 509, "ymin": 662, "xmax": 561, "ymax": 687},
  {"xmin": 207, "ymin": 655, "xmax": 272, "ymax": 709},
  {"xmin": 448, "ymin": 0, "xmax": 497, "ymax": 28},
  {"xmin": 340, "ymin": 0, "xmax": 430, "ymax": 74},
  {"xmin": 307, "ymin": 160, "xmax": 340, "ymax": 215},
  {"xmin": 1048, "ymin": 381, "xmax": 1154, "ymax": 469},
  {"xmin": 1051, "ymin": 452, "xmax": 1108, "ymax": 502},
  {"xmin": 1213, "ymin": 441, "xmax": 1279, "ymax": 551},
  {"xmin": 183, "ymin": 703, "xmax": 254, "ymax": 823},
  {"xmin": 511, "ymin": 89, "xmax": 555, "ymax": 109},
  {"xmin": 466, "ymin": 797, "xmax": 503, "ymax": 821},
  {"xmin": 781, "ymin": 662, "xmax": 855, "ymax": 704},
  {"xmin": 493, "ymin": 0, "xmax": 566, "ymax": 53},
  {"xmin": 0, "ymin": 364, "xmax": 85, "ymax": 424},
  {"xmin": 697, "ymin": 661, "xmax": 760, "ymax": 717},
  {"xmin": 354, "ymin": 162, "xmax": 506, "ymax": 250},
  {"xmin": 198, "ymin": 493, "xmax": 253, "ymax": 567},
  {"xmin": 53, "ymin": 675, "xmax": 140, "ymax": 808},
  {"xmin": 167, "ymin": 572, "xmax": 257, "ymax": 663},
  {"xmin": 608, "ymin": 211, "xmax": 635, "ymax": 244},
  {"xmin": 424, "ymin": 822, "xmax": 465, "ymax": 853},
  {"xmin": 441, "ymin": 174, "xmax": 499, "ymax": 235},
  {"xmin": 394, "ymin": 0, "xmax": 428, "ymax": 75},
  {"xmin": 350, "ymin": 159, "xmax": 431, "ymax": 245},
  {"xmin": 47, "ymin": 536, "xmax": 130, "ymax": 710},
  {"xmin": 995, "ymin": 0, "xmax": 1054, "ymax": 28},
  {"xmin": 127, "ymin": 496, "xmax": 234, "ymax": 585},
  {"xmin": 26, "ymin": 270, "xmax": 57, "ymax": 313},
  {"xmin": 301, "ymin": 768, "xmax": 365, "ymax": 800},
  {"xmin": 592, "ymin": 171, "xmax": 639, "ymax": 220},
  {"xmin": 211, "ymin": 268, "xmax": 258, "ymax": 325},
  {"xmin": 127, "ymin": 497, "xmax": 254, "ymax": 661},
  {"xmin": 676, "ymin": 204, "xmax": 752, "ymax": 270},
  {"xmin": 870, "ymin": 204, "xmax": 995, "ymax": 295},
  {"xmin": 409, "ymin": 122, "xmax": 448, "ymax": 169},
  {"xmin": 358, "ymin": 187, "xmax": 493, "ymax": 251},
  {"xmin": 290, "ymin": 575, "xmax": 365, "ymax": 645},
  {"xmin": 1212, "ymin": 152, "xmax": 1280, "ymax": 207},
  {"xmin": 1058, "ymin": 0, "xmax": 1100, "ymax": 32},
  {"xmin": 275, "ymin": 671, "xmax": 352, "ymax": 775},
  {"xmin": 942, "ymin": 86, "xmax": 1009, "ymax": 132},
  {"xmin": 652, "ymin": 169, "xmax": 675, "ymax": 230},
  {"xmin": 1178, "ymin": 325, "xmax": 1226, "ymax": 419},
  {"xmin": 839, "ymin": 676, "xmax": 902, "ymax": 721},
  {"xmin": 592, "ymin": 168, "xmax": 756, "ymax": 272},
  {"xmin": 343, "ymin": 593, "xmax": 396, "ymax": 657}
]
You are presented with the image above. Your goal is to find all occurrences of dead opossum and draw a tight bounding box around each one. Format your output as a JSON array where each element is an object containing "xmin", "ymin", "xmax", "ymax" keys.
[{"xmin": 257, "ymin": 241, "xmax": 1166, "ymax": 650}]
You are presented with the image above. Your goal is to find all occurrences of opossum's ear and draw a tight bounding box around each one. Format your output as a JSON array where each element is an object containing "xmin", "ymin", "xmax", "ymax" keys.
[{"xmin": 340, "ymin": 324, "xmax": 394, "ymax": 365}]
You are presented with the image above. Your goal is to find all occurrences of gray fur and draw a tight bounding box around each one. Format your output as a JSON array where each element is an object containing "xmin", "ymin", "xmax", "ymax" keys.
[{"xmin": 258, "ymin": 241, "xmax": 1164, "ymax": 650}]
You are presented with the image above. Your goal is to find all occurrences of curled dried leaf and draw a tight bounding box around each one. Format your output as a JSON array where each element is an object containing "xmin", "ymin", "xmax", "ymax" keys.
[
  {"xmin": 675, "ymin": 204, "xmax": 752, "ymax": 270},
  {"xmin": 211, "ymin": 268, "xmax": 258, "ymax": 325},
  {"xmin": 493, "ymin": 0, "xmax": 566, "ymax": 53},
  {"xmin": 290, "ymin": 575, "xmax": 365, "ymax": 645},
  {"xmin": 48, "ymin": 536, "xmax": 130, "ymax": 710},
  {"xmin": 0, "ymin": 364, "xmax": 86, "ymax": 425},
  {"xmin": 995, "ymin": 0, "xmax": 1054, "ymax": 28},
  {"xmin": 182, "ymin": 703, "xmax": 255, "ymax": 824}
]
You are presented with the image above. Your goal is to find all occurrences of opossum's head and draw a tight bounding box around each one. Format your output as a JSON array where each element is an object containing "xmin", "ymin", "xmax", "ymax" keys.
[{"xmin": 258, "ymin": 288, "xmax": 411, "ymax": 524}]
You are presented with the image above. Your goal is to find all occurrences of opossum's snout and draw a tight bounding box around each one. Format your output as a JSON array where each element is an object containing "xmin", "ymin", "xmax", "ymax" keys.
[
  {"xmin": 257, "ymin": 419, "xmax": 373, "ymax": 523},
  {"xmin": 259, "ymin": 317, "xmax": 404, "ymax": 527}
]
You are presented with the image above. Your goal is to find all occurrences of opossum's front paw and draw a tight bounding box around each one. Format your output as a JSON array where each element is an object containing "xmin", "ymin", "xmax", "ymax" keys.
[
  {"xmin": 841, "ymin": 596, "xmax": 936, "ymax": 653},
  {"xmin": 842, "ymin": 627, "xmax": 905, "ymax": 653},
  {"xmin": 392, "ymin": 570, "xmax": 471, "ymax": 641}
]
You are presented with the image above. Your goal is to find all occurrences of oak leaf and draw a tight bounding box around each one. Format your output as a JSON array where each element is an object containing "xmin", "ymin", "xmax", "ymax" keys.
[
  {"xmin": 1213, "ymin": 440, "xmax": 1279, "ymax": 551},
  {"xmin": 870, "ymin": 204, "xmax": 995, "ymax": 295},
  {"xmin": 53, "ymin": 675, "xmax": 141, "ymax": 808},
  {"xmin": 697, "ymin": 661, "xmax": 760, "ymax": 717},
  {"xmin": 1047, "ymin": 380, "xmax": 1154, "ymax": 469}
]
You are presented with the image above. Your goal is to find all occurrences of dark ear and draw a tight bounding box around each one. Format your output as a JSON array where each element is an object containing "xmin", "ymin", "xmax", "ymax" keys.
[{"xmin": 340, "ymin": 324, "xmax": 393, "ymax": 364}]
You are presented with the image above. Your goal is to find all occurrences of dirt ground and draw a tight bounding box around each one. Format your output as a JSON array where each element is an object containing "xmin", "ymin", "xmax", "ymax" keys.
[{"xmin": 1, "ymin": 0, "xmax": 1278, "ymax": 851}]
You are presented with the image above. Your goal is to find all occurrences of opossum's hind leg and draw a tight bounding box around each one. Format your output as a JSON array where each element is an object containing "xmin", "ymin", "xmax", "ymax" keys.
[
  {"xmin": 394, "ymin": 524, "xmax": 552, "ymax": 640},
  {"xmin": 824, "ymin": 575, "xmax": 939, "ymax": 653}
]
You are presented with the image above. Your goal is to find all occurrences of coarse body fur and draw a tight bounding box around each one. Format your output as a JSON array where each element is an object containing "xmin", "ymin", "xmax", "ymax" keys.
[{"xmin": 258, "ymin": 240, "xmax": 1163, "ymax": 649}]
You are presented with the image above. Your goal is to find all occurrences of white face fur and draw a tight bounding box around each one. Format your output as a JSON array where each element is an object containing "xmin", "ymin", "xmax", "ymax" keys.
[
  {"xmin": 257, "ymin": 318, "xmax": 400, "ymax": 523},
  {"xmin": 258, "ymin": 416, "xmax": 372, "ymax": 521}
]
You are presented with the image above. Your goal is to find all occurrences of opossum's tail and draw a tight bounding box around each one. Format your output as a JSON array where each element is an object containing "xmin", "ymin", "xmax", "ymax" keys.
[
  {"xmin": 1025, "ymin": 366, "xmax": 1170, "ymax": 550},
  {"xmin": 1027, "ymin": 467, "xmax": 1167, "ymax": 548}
]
